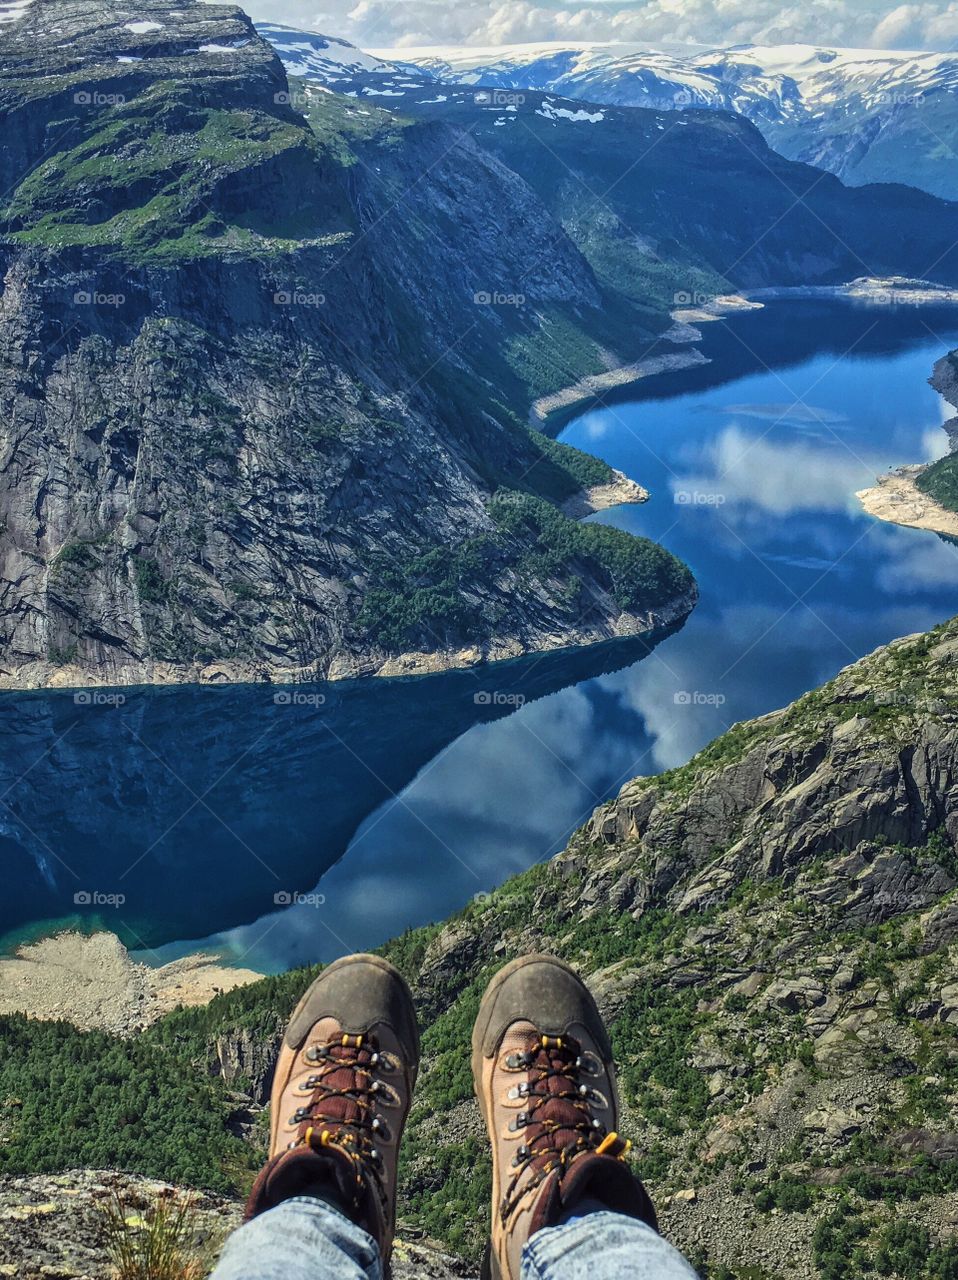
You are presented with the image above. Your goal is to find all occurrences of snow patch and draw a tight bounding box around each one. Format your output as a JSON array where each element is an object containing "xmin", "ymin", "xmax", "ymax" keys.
[
  {"xmin": 537, "ymin": 101, "xmax": 605, "ymax": 122},
  {"xmin": 124, "ymin": 20, "xmax": 163, "ymax": 34}
]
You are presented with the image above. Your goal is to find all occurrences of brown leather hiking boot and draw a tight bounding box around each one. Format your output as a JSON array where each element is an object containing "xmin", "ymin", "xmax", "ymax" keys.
[
  {"xmin": 472, "ymin": 954, "xmax": 657, "ymax": 1280},
  {"xmin": 245, "ymin": 953, "xmax": 419, "ymax": 1265}
]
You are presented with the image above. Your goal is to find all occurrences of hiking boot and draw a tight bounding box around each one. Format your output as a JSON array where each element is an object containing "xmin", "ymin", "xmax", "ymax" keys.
[
  {"xmin": 246, "ymin": 953, "xmax": 419, "ymax": 1264},
  {"xmin": 472, "ymin": 954, "xmax": 657, "ymax": 1280}
]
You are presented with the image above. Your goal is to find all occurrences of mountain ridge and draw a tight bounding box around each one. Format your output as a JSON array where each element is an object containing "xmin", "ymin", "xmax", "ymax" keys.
[{"xmin": 340, "ymin": 37, "xmax": 958, "ymax": 202}]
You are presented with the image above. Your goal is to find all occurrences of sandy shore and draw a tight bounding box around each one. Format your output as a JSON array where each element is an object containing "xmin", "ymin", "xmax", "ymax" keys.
[
  {"xmin": 857, "ymin": 466, "xmax": 958, "ymax": 539},
  {"xmin": 0, "ymin": 931, "xmax": 263, "ymax": 1035}
]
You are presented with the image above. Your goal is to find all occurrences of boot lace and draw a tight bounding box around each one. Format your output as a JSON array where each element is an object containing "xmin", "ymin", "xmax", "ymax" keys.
[
  {"xmin": 287, "ymin": 1032, "xmax": 399, "ymax": 1203},
  {"xmin": 500, "ymin": 1033, "xmax": 630, "ymax": 1222}
]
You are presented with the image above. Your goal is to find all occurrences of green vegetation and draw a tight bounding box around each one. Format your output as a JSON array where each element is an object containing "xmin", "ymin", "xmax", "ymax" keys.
[
  {"xmin": 357, "ymin": 536, "xmax": 497, "ymax": 652},
  {"xmin": 520, "ymin": 428, "xmax": 614, "ymax": 496},
  {"xmin": 5, "ymin": 80, "xmax": 345, "ymax": 260},
  {"xmin": 916, "ymin": 454, "xmax": 958, "ymax": 514},
  {"xmin": 812, "ymin": 1210, "xmax": 958, "ymax": 1279},
  {"xmin": 489, "ymin": 490, "xmax": 694, "ymax": 612},
  {"xmin": 356, "ymin": 491, "xmax": 692, "ymax": 653},
  {"xmin": 0, "ymin": 1016, "xmax": 259, "ymax": 1191},
  {"xmin": 133, "ymin": 557, "xmax": 169, "ymax": 606}
]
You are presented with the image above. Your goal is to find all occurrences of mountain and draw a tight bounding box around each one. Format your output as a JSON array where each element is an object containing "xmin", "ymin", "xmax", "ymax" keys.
[
  {"xmin": 0, "ymin": 0, "xmax": 697, "ymax": 689},
  {"xmin": 255, "ymin": 22, "xmax": 401, "ymax": 80},
  {"xmin": 5, "ymin": 615, "xmax": 958, "ymax": 1277},
  {"xmin": 363, "ymin": 40, "xmax": 958, "ymax": 203},
  {"xmin": 263, "ymin": 27, "xmax": 958, "ymax": 312}
]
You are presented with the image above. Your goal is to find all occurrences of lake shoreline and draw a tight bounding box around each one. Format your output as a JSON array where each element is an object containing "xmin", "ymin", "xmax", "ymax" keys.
[
  {"xmin": 528, "ymin": 293, "xmax": 762, "ymax": 430},
  {"xmin": 0, "ymin": 930, "xmax": 262, "ymax": 1034},
  {"xmin": 857, "ymin": 345, "xmax": 958, "ymax": 537},
  {"xmin": 0, "ymin": 583, "xmax": 698, "ymax": 693},
  {"xmin": 857, "ymin": 466, "xmax": 958, "ymax": 539}
]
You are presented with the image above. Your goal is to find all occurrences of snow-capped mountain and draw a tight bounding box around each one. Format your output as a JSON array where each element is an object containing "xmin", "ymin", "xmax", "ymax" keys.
[
  {"xmin": 256, "ymin": 23, "xmax": 403, "ymax": 81},
  {"xmin": 361, "ymin": 40, "xmax": 958, "ymax": 201}
]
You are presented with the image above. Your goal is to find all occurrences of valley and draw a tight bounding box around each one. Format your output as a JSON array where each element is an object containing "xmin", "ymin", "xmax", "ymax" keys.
[{"xmin": 2, "ymin": 4, "xmax": 958, "ymax": 1278}]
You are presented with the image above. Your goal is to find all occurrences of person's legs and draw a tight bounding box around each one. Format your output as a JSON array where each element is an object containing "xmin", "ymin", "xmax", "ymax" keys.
[
  {"xmin": 210, "ymin": 1195, "xmax": 381, "ymax": 1280},
  {"xmin": 520, "ymin": 1211, "xmax": 699, "ymax": 1279},
  {"xmin": 471, "ymin": 953, "xmax": 700, "ymax": 1280},
  {"xmin": 209, "ymin": 952, "xmax": 419, "ymax": 1280}
]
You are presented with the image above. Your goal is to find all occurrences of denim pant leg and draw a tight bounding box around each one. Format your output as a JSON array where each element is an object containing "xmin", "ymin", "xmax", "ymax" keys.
[
  {"xmin": 209, "ymin": 1197, "xmax": 382, "ymax": 1280},
  {"xmin": 521, "ymin": 1211, "xmax": 700, "ymax": 1280}
]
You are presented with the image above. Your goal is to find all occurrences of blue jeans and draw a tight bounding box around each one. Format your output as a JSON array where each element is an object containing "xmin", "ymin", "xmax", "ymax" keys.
[{"xmin": 210, "ymin": 1196, "xmax": 700, "ymax": 1279}]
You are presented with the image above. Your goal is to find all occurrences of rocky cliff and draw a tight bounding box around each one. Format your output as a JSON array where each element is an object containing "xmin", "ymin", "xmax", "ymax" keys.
[
  {"xmin": 0, "ymin": 0, "xmax": 694, "ymax": 689},
  {"xmin": 383, "ymin": 617, "xmax": 958, "ymax": 1274},
  {"xmin": 6, "ymin": 618, "xmax": 958, "ymax": 1277}
]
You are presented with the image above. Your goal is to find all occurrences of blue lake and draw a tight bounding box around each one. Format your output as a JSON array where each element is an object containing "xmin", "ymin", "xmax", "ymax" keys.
[{"xmin": 3, "ymin": 298, "xmax": 958, "ymax": 972}]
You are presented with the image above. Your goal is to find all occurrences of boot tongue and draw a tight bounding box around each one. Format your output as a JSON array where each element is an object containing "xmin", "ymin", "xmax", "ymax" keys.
[{"xmin": 306, "ymin": 1041, "xmax": 374, "ymax": 1133}]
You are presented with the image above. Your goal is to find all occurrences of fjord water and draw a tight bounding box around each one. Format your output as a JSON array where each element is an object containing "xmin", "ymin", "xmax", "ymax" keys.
[{"xmin": 4, "ymin": 299, "xmax": 958, "ymax": 972}]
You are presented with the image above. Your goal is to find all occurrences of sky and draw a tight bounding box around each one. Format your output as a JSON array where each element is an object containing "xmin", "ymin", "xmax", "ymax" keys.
[{"xmin": 245, "ymin": 0, "xmax": 958, "ymax": 52}]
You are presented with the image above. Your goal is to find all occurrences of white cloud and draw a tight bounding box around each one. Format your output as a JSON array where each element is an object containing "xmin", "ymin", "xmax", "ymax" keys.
[
  {"xmin": 247, "ymin": 0, "xmax": 958, "ymax": 52},
  {"xmin": 670, "ymin": 422, "xmax": 887, "ymax": 518}
]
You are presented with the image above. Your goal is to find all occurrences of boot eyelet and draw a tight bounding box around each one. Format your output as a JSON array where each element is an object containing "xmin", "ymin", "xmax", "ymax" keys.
[
  {"xmin": 290, "ymin": 1108, "xmax": 310, "ymax": 1124},
  {"xmin": 370, "ymin": 1116, "xmax": 391, "ymax": 1140}
]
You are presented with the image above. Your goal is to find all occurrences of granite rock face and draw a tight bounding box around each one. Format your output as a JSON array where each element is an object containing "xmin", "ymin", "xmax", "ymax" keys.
[{"xmin": 0, "ymin": 0, "xmax": 694, "ymax": 689}]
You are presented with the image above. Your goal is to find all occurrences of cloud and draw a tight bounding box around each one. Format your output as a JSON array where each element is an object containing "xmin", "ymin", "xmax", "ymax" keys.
[
  {"xmin": 670, "ymin": 421, "xmax": 887, "ymax": 518},
  {"xmin": 247, "ymin": 0, "xmax": 958, "ymax": 52}
]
